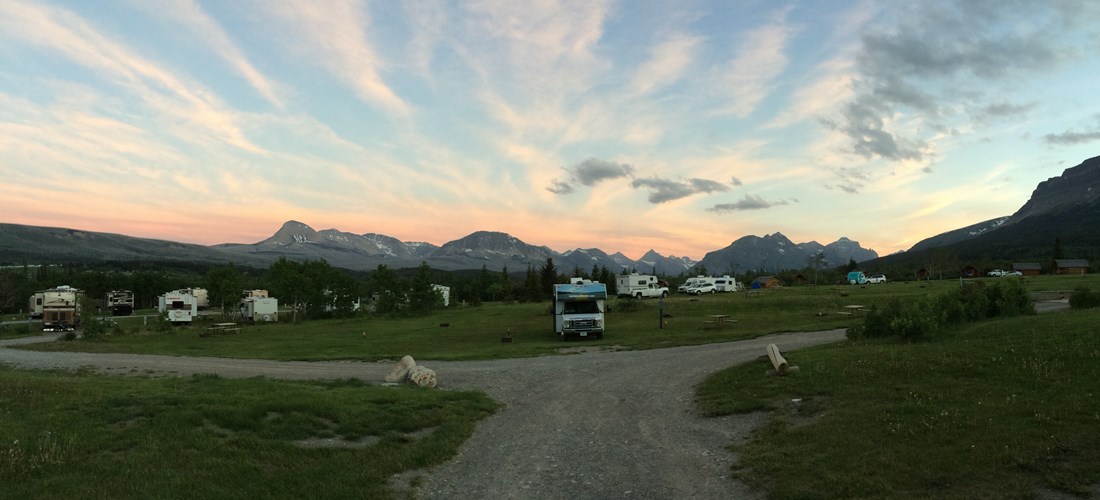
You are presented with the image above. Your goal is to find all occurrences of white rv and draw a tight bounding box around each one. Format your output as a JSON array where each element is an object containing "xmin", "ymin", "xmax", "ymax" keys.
[
  {"xmin": 183, "ymin": 287, "xmax": 210, "ymax": 309},
  {"xmin": 615, "ymin": 273, "xmax": 669, "ymax": 299},
  {"xmin": 553, "ymin": 279, "xmax": 607, "ymax": 340},
  {"xmin": 240, "ymin": 296, "xmax": 278, "ymax": 322},
  {"xmin": 160, "ymin": 290, "xmax": 198, "ymax": 324},
  {"xmin": 714, "ymin": 276, "xmax": 740, "ymax": 293}
]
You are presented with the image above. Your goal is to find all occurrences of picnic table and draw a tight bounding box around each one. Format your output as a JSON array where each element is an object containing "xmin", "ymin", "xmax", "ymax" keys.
[
  {"xmin": 703, "ymin": 314, "xmax": 737, "ymax": 329},
  {"xmin": 201, "ymin": 322, "xmax": 241, "ymax": 337},
  {"xmin": 838, "ymin": 305, "xmax": 865, "ymax": 316}
]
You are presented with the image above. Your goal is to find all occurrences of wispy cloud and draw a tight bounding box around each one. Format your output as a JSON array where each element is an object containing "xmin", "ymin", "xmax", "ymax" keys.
[
  {"xmin": 829, "ymin": 1, "xmax": 1095, "ymax": 163},
  {"xmin": 630, "ymin": 34, "xmax": 702, "ymax": 95},
  {"xmin": 258, "ymin": 1, "xmax": 409, "ymax": 115},
  {"xmin": 141, "ymin": 0, "xmax": 284, "ymax": 109},
  {"xmin": 717, "ymin": 8, "xmax": 796, "ymax": 117}
]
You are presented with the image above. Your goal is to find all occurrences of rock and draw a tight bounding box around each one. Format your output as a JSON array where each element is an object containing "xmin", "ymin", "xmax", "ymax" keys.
[
  {"xmin": 407, "ymin": 365, "xmax": 437, "ymax": 388},
  {"xmin": 384, "ymin": 355, "xmax": 416, "ymax": 383}
]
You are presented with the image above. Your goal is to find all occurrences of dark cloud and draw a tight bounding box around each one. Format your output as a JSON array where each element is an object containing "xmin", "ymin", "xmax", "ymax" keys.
[
  {"xmin": 729, "ymin": 176, "xmax": 743, "ymax": 186},
  {"xmin": 1044, "ymin": 118, "xmax": 1100, "ymax": 145},
  {"xmin": 546, "ymin": 157, "xmax": 633, "ymax": 195},
  {"xmin": 832, "ymin": 1, "xmax": 1090, "ymax": 162},
  {"xmin": 631, "ymin": 176, "xmax": 728, "ymax": 204},
  {"xmin": 973, "ymin": 101, "xmax": 1037, "ymax": 121},
  {"xmin": 1043, "ymin": 129, "xmax": 1100, "ymax": 145},
  {"xmin": 689, "ymin": 178, "xmax": 729, "ymax": 193},
  {"xmin": 572, "ymin": 158, "xmax": 634, "ymax": 186},
  {"xmin": 707, "ymin": 195, "xmax": 795, "ymax": 213},
  {"xmin": 546, "ymin": 179, "xmax": 574, "ymax": 195}
]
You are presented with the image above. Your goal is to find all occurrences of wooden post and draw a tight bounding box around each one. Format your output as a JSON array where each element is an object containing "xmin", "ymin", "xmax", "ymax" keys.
[{"xmin": 767, "ymin": 343, "xmax": 789, "ymax": 375}]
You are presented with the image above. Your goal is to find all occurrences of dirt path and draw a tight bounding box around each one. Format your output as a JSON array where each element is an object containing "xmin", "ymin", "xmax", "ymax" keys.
[{"xmin": 1, "ymin": 329, "xmax": 847, "ymax": 498}]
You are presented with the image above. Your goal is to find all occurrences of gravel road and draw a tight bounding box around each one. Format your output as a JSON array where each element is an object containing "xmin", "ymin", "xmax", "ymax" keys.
[{"xmin": 2, "ymin": 329, "xmax": 846, "ymax": 498}]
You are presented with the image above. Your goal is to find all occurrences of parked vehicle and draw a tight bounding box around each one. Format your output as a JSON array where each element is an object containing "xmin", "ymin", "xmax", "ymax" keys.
[
  {"xmin": 866, "ymin": 274, "xmax": 887, "ymax": 284},
  {"xmin": 159, "ymin": 290, "xmax": 198, "ymax": 324},
  {"xmin": 615, "ymin": 273, "xmax": 669, "ymax": 299},
  {"xmin": 847, "ymin": 271, "xmax": 868, "ymax": 285},
  {"xmin": 987, "ymin": 269, "xmax": 1006, "ymax": 277},
  {"xmin": 33, "ymin": 285, "xmax": 83, "ymax": 331},
  {"xmin": 1003, "ymin": 270, "xmax": 1023, "ymax": 276},
  {"xmin": 687, "ymin": 282, "xmax": 717, "ymax": 295},
  {"xmin": 106, "ymin": 290, "xmax": 135, "ymax": 316},
  {"xmin": 714, "ymin": 276, "xmax": 740, "ymax": 292},
  {"xmin": 240, "ymin": 296, "xmax": 279, "ymax": 322},
  {"xmin": 553, "ymin": 279, "xmax": 607, "ymax": 340}
]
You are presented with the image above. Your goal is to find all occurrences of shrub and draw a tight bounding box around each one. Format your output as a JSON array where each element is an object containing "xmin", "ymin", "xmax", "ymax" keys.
[{"xmin": 1069, "ymin": 286, "xmax": 1100, "ymax": 309}]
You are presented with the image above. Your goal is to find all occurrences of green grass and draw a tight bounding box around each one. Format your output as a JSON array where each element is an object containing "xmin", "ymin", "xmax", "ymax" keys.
[
  {"xmin": 696, "ymin": 308, "xmax": 1100, "ymax": 498},
  {"xmin": 0, "ymin": 322, "xmax": 33, "ymax": 339},
  {"xmin": 0, "ymin": 368, "xmax": 497, "ymax": 499},
  {"xmin": 22, "ymin": 282, "xmax": 947, "ymax": 361}
]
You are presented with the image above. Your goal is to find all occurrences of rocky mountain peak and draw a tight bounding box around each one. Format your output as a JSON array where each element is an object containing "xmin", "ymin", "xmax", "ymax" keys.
[{"xmin": 1009, "ymin": 155, "xmax": 1100, "ymax": 223}]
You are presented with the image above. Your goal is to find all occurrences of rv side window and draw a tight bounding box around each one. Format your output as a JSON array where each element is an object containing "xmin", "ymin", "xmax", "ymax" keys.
[
  {"xmin": 564, "ymin": 301, "xmax": 599, "ymax": 314},
  {"xmin": 171, "ymin": 300, "xmax": 185, "ymax": 309}
]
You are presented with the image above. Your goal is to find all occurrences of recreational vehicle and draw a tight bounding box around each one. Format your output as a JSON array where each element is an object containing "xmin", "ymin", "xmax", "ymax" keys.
[
  {"xmin": 615, "ymin": 273, "xmax": 669, "ymax": 299},
  {"xmin": 847, "ymin": 271, "xmax": 868, "ymax": 285},
  {"xmin": 714, "ymin": 276, "xmax": 740, "ymax": 292},
  {"xmin": 106, "ymin": 290, "xmax": 135, "ymax": 316},
  {"xmin": 553, "ymin": 279, "xmax": 607, "ymax": 340},
  {"xmin": 35, "ymin": 286, "xmax": 83, "ymax": 331},
  {"xmin": 240, "ymin": 296, "xmax": 278, "ymax": 322},
  {"xmin": 160, "ymin": 289, "xmax": 198, "ymax": 324}
]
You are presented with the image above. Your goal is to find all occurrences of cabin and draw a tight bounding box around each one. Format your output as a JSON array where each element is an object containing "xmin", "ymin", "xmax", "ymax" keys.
[
  {"xmin": 1012, "ymin": 263, "xmax": 1042, "ymax": 276},
  {"xmin": 1055, "ymin": 259, "xmax": 1090, "ymax": 275}
]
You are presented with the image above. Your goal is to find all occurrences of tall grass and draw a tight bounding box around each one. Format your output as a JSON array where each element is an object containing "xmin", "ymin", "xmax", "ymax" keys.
[{"xmin": 696, "ymin": 308, "xmax": 1100, "ymax": 498}]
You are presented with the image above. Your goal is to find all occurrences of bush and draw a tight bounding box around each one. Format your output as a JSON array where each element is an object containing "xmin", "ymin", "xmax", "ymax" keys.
[
  {"xmin": 1069, "ymin": 286, "xmax": 1100, "ymax": 309},
  {"xmin": 848, "ymin": 280, "xmax": 1034, "ymax": 341}
]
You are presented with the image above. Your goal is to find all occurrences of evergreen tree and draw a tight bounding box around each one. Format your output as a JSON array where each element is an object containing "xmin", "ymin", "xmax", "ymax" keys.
[
  {"xmin": 539, "ymin": 258, "xmax": 559, "ymax": 300},
  {"xmin": 407, "ymin": 262, "xmax": 442, "ymax": 314},
  {"xmin": 205, "ymin": 264, "xmax": 245, "ymax": 319},
  {"xmin": 523, "ymin": 264, "xmax": 540, "ymax": 302}
]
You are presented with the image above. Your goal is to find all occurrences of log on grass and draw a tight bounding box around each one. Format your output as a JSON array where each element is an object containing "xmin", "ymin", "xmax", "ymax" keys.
[{"xmin": 766, "ymin": 343, "xmax": 789, "ymax": 375}]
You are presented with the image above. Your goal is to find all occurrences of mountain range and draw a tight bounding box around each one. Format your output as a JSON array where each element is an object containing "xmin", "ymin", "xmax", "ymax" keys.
[{"xmin": 2, "ymin": 154, "xmax": 1097, "ymax": 275}]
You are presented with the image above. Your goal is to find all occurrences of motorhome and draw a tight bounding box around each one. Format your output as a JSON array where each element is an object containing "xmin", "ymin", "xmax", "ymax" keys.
[
  {"xmin": 35, "ymin": 286, "xmax": 83, "ymax": 331},
  {"xmin": 682, "ymin": 276, "xmax": 718, "ymax": 294},
  {"xmin": 105, "ymin": 290, "xmax": 135, "ymax": 316},
  {"xmin": 553, "ymin": 279, "xmax": 607, "ymax": 340},
  {"xmin": 615, "ymin": 273, "xmax": 669, "ymax": 299},
  {"xmin": 159, "ymin": 289, "xmax": 198, "ymax": 324}
]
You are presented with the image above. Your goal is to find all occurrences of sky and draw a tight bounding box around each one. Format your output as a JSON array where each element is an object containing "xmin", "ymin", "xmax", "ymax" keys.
[{"xmin": 2, "ymin": 0, "xmax": 1099, "ymax": 261}]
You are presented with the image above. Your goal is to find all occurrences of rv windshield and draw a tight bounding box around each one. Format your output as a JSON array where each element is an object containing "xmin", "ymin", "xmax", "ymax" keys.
[{"xmin": 563, "ymin": 301, "xmax": 600, "ymax": 314}]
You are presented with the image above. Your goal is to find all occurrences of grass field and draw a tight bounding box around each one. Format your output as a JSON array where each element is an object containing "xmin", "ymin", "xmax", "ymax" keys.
[
  {"xmin": 696, "ymin": 307, "xmax": 1100, "ymax": 498},
  {"xmin": 0, "ymin": 368, "xmax": 496, "ymax": 498},
  {"xmin": 17, "ymin": 279, "xmax": 966, "ymax": 360}
]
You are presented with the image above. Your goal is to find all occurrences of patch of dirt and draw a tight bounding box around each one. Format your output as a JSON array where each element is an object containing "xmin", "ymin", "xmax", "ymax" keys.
[{"xmin": 555, "ymin": 344, "xmax": 628, "ymax": 354}]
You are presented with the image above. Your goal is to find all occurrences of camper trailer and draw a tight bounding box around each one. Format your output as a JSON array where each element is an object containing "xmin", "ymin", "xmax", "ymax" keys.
[
  {"xmin": 160, "ymin": 289, "xmax": 198, "ymax": 324},
  {"xmin": 552, "ymin": 279, "xmax": 607, "ymax": 340},
  {"xmin": 615, "ymin": 273, "xmax": 669, "ymax": 299},
  {"xmin": 106, "ymin": 290, "xmax": 135, "ymax": 316},
  {"xmin": 240, "ymin": 296, "xmax": 278, "ymax": 322},
  {"xmin": 714, "ymin": 276, "xmax": 740, "ymax": 292},
  {"xmin": 847, "ymin": 271, "xmax": 868, "ymax": 285},
  {"xmin": 189, "ymin": 288, "xmax": 210, "ymax": 309},
  {"xmin": 36, "ymin": 286, "xmax": 83, "ymax": 331}
]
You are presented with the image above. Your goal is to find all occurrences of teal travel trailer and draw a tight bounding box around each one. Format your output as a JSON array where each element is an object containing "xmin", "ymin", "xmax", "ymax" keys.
[
  {"xmin": 552, "ymin": 279, "xmax": 607, "ymax": 340},
  {"xmin": 847, "ymin": 271, "xmax": 868, "ymax": 285}
]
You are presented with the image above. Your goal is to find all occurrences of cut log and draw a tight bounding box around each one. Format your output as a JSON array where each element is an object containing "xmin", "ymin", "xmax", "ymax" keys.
[{"xmin": 766, "ymin": 343, "xmax": 789, "ymax": 375}]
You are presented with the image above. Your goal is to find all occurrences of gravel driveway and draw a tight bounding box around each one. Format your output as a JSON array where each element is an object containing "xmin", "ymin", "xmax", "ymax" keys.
[{"xmin": 1, "ymin": 329, "xmax": 847, "ymax": 498}]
